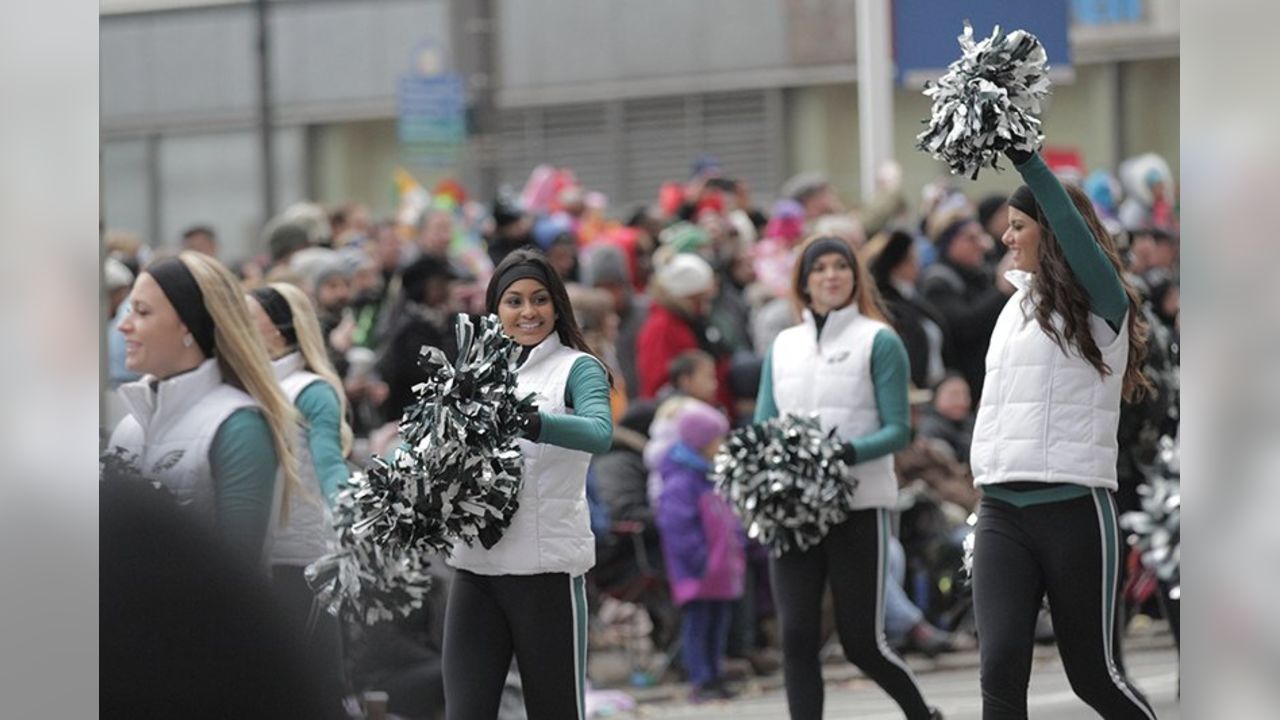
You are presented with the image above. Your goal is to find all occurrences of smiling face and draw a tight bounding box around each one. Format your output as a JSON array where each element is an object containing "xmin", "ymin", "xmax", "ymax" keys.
[
  {"xmin": 805, "ymin": 252, "xmax": 855, "ymax": 314},
  {"xmin": 117, "ymin": 272, "xmax": 205, "ymax": 378},
  {"xmin": 1003, "ymin": 207, "xmax": 1043, "ymax": 273},
  {"xmin": 498, "ymin": 278, "xmax": 557, "ymax": 346}
]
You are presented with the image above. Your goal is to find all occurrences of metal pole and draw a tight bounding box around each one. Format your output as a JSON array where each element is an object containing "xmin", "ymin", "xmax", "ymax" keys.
[
  {"xmin": 255, "ymin": 0, "xmax": 277, "ymax": 225},
  {"xmin": 856, "ymin": 0, "xmax": 894, "ymax": 203}
]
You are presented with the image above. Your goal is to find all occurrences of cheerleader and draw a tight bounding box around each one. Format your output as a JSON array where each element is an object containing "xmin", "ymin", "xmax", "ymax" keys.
[
  {"xmin": 109, "ymin": 252, "xmax": 301, "ymax": 566},
  {"xmin": 247, "ymin": 282, "xmax": 354, "ymax": 701},
  {"xmin": 756, "ymin": 235, "xmax": 942, "ymax": 719},
  {"xmin": 442, "ymin": 249, "xmax": 613, "ymax": 720},
  {"xmin": 970, "ymin": 146, "xmax": 1158, "ymax": 719}
]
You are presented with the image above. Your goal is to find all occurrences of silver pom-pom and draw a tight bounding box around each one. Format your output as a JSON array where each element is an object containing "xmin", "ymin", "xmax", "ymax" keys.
[
  {"xmin": 306, "ymin": 313, "xmax": 534, "ymax": 623},
  {"xmin": 400, "ymin": 313, "xmax": 535, "ymax": 550},
  {"xmin": 1120, "ymin": 436, "xmax": 1180, "ymax": 600},
  {"xmin": 306, "ymin": 456, "xmax": 449, "ymax": 625},
  {"xmin": 711, "ymin": 414, "xmax": 859, "ymax": 557},
  {"xmin": 916, "ymin": 23, "xmax": 1051, "ymax": 179},
  {"xmin": 961, "ymin": 512, "xmax": 978, "ymax": 581}
]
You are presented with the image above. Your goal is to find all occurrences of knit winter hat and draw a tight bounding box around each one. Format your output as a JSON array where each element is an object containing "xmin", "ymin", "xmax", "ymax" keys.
[
  {"xmin": 655, "ymin": 252, "xmax": 714, "ymax": 298},
  {"xmin": 658, "ymin": 221, "xmax": 711, "ymax": 254},
  {"xmin": 675, "ymin": 399, "xmax": 729, "ymax": 451}
]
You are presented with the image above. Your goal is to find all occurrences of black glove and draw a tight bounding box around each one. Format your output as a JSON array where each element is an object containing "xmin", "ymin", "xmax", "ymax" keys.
[
  {"xmin": 836, "ymin": 442, "xmax": 858, "ymax": 466},
  {"xmin": 518, "ymin": 408, "xmax": 542, "ymax": 440},
  {"xmin": 1004, "ymin": 145, "xmax": 1034, "ymax": 167}
]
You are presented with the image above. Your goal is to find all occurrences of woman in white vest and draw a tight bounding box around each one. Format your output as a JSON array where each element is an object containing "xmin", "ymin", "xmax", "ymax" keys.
[
  {"xmin": 756, "ymin": 235, "xmax": 941, "ymax": 720},
  {"xmin": 247, "ymin": 281, "xmax": 353, "ymax": 705},
  {"xmin": 443, "ymin": 249, "xmax": 613, "ymax": 720},
  {"xmin": 108, "ymin": 252, "xmax": 302, "ymax": 568},
  {"xmin": 970, "ymin": 146, "xmax": 1158, "ymax": 719}
]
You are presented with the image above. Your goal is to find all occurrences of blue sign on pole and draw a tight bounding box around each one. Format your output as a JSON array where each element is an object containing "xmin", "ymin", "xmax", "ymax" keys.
[
  {"xmin": 893, "ymin": 0, "xmax": 1072, "ymax": 86},
  {"xmin": 397, "ymin": 73, "xmax": 466, "ymax": 168}
]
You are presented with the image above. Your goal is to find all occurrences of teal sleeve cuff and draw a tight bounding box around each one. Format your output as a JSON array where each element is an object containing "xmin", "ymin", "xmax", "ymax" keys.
[
  {"xmin": 209, "ymin": 407, "xmax": 278, "ymax": 565},
  {"xmin": 1017, "ymin": 153, "xmax": 1128, "ymax": 326},
  {"xmin": 296, "ymin": 381, "xmax": 350, "ymax": 507},
  {"xmin": 849, "ymin": 330, "xmax": 912, "ymax": 461},
  {"xmin": 753, "ymin": 346, "xmax": 779, "ymax": 423},
  {"xmin": 536, "ymin": 356, "xmax": 614, "ymax": 454}
]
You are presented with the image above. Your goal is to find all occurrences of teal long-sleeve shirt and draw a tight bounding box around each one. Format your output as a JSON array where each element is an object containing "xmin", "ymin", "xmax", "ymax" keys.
[
  {"xmin": 754, "ymin": 327, "xmax": 912, "ymax": 462},
  {"xmin": 295, "ymin": 380, "xmax": 350, "ymax": 506},
  {"xmin": 531, "ymin": 356, "xmax": 614, "ymax": 455},
  {"xmin": 1015, "ymin": 152, "xmax": 1128, "ymax": 327},
  {"xmin": 208, "ymin": 407, "xmax": 278, "ymax": 564}
]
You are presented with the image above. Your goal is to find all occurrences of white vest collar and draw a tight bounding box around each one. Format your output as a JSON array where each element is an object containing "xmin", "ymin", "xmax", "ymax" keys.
[
  {"xmin": 119, "ymin": 358, "xmax": 225, "ymax": 434},
  {"xmin": 802, "ymin": 303, "xmax": 863, "ymax": 338},
  {"xmin": 519, "ymin": 333, "xmax": 568, "ymax": 373},
  {"xmin": 271, "ymin": 351, "xmax": 305, "ymax": 381},
  {"xmin": 1005, "ymin": 269, "xmax": 1035, "ymax": 293}
]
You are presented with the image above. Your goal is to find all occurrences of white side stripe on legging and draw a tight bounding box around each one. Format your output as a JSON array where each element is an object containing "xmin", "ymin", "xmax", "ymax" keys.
[
  {"xmin": 569, "ymin": 575, "xmax": 587, "ymax": 720},
  {"xmin": 875, "ymin": 509, "xmax": 925, "ymax": 690},
  {"xmin": 1092, "ymin": 489, "xmax": 1157, "ymax": 720}
]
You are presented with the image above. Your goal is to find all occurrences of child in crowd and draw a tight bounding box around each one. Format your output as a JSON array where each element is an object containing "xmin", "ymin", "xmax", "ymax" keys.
[{"xmin": 655, "ymin": 400, "xmax": 745, "ymax": 703}]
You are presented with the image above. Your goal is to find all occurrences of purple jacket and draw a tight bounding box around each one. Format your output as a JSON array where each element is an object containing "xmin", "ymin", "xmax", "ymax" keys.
[{"xmin": 656, "ymin": 442, "xmax": 746, "ymax": 605}]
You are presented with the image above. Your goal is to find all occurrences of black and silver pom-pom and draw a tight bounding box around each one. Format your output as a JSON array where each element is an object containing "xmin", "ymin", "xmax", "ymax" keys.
[
  {"xmin": 961, "ymin": 512, "xmax": 978, "ymax": 582},
  {"xmin": 916, "ymin": 23, "xmax": 1051, "ymax": 179},
  {"xmin": 306, "ymin": 456, "xmax": 449, "ymax": 625},
  {"xmin": 400, "ymin": 313, "xmax": 535, "ymax": 550},
  {"xmin": 1120, "ymin": 436, "xmax": 1180, "ymax": 599},
  {"xmin": 306, "ymin": 313, "xmax": 534, "ymax": 623},
  {"xmin": 711, "ymin": 414, "xmax": 859, "ymax": 557}
]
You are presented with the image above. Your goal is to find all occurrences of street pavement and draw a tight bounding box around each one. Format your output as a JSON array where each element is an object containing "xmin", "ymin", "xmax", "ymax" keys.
[{"xmin": 605, "ymin": 640, "xmax": 1179, "ymax": 719}]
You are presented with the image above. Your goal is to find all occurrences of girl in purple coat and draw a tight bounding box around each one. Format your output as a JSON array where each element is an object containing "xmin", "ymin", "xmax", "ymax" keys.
[{"xmin": 656, "ymin": 400, "xmax": 746, "ymax": 702}]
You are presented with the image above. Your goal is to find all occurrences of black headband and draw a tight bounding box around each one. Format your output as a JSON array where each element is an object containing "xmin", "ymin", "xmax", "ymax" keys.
[
  {"xmin": 799, "ymin": 236, "xmax": 855, "ymax": 284},
  {"xmin": 250, "ymin": 286, "xmax": 297, "ymax": 346},
  {"xmin": 147, "ymin": 257, "xmax": 216, "ymax": 358},
  {"xmin": 487, "ymin": 261, "xmax": 552, "ymax": 313},
  {"xmin": 1008, "ymin": 185, "xmax": 1042, "ymax": 222}
]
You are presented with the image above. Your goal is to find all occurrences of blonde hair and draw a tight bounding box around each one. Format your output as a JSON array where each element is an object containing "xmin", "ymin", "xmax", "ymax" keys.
[
  {"xmin": 269, "ymin": 282, "xmax": 354, "ymax": 456},
  {"xmin": 790, "ymin": 234, "xmax": 889, "ymax": 322},
  {"xmin": 178, "ymin": 252, "xmax": 303, "ymax": 525}
]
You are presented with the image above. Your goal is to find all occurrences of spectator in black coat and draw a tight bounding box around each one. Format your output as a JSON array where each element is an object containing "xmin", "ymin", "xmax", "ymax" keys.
[
  {"xmin": 915, "ymin": 373, "xmax": 975, "ymax": 463},
  {"xmin": 918, "ymin": 210, "xmax": 1013, "ymax": 397},
  {"xmin": 869, "ymin": 229, "xmax": 950, "ymax": 391},
  {"xmin": 377, "ymin": 256, "xmax": 458, "ymax": 420}
]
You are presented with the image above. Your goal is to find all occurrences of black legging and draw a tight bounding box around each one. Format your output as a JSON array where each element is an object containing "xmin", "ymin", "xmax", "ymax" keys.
[
  {"xmin": 973, "ymin": 488, "xmax": 1158, "ymax": 719},
  {"xmin": 271, "ymin": 565, "xmax": 346, "ymax": 711},
  {"xmin": 770, "ymin": 508, "xmax": 933, "ymax": 719},
  {"xmin": 443, "ymin": 569, "xmax": 588, "ymax": 720}
]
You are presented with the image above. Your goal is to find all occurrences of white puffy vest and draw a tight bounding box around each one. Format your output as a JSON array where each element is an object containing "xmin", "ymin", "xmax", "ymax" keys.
[
  {"xmin": 770, "ymin": 305, "xmax": 898, "ymax": 510},
  {"xmin": 971, "ymin": 271, "xmax": 1129, "ymax": 489},
  {"xmin": 449, "ymin": 336, "xmax": 600, "ymax": 576},
  {"xmin": 109, "ymin": 359, "xmax": 265, "ymax": 532},
  {"xmin": 268, "ymin": 353, "xmax": 337, "ymax": 567}
]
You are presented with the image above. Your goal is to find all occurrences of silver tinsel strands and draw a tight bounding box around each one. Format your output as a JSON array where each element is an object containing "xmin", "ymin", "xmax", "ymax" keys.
[
  {"xmin": 400, "ymin": 313, "xmax": 535, "ymax": 550},
  {"xmin": 307, "ymin": 313, "xmax": 534, "ymax": 623},
  {"xmin": 306, "ymin": 456, "xmax": 449, "ymax": 625},
  {"xmin": 1120, "ymin": 436, "xmax": 1181, "ymax": 600},
  {"xmin": 712, "ymin": 414, "xmax": 859, "ymax": 557},
  {"xmin": 916, "ymin": 23, "xmax": 1051, "ymax": 179}
]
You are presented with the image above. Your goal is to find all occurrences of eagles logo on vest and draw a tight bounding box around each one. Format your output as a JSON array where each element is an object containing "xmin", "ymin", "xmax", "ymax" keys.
[
  {"xmin": 151, "ymin": 449, "xmax": 185, "ymax": 474},
  {"xmin": 769, "ymin": 304, "xmax": 898, "ymax": 510}
]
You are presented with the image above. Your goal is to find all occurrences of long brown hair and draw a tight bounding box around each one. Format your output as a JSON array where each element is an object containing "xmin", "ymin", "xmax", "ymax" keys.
[
  {"xmin": 790, "ymin": 234, "xmax": 890, "ymax": 323},
  {"xmin": 1021, "ymin": 185, "xmax": 1152, "ymax": 402}
]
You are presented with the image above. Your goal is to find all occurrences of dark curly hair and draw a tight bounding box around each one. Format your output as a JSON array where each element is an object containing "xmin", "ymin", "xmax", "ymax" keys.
[{"xmin": 1020, "ymin": 184, "xmax": 1153, "ymax": 402}]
